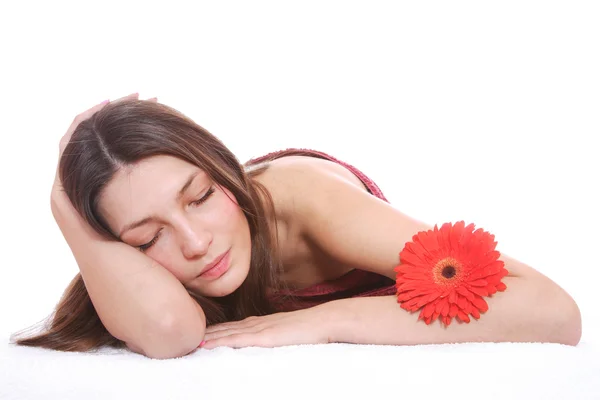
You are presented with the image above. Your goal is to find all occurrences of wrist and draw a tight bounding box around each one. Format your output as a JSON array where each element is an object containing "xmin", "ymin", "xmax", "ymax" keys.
[
  {"xmin": 314, "ymin": 299, "xmax": 351, "ymax": 344},
  {"xmin": 50, "ymin": 189, "xmax": 76, "ymax": 221},
  {"xmin": 50, "ymin": 189, "xmax": 109, "ymax": 246}
]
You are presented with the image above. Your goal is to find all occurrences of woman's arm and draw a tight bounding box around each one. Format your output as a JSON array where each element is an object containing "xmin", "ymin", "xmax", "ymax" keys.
[
  {"xmin": 51, "ymin": 190, "xmax": 206, "ymax": 359},
  {"xmin": 319, "ymin": 290, "xmax": 581, "ymax": 346},
  {"xmin": 48, "ymin": 94, "xmax": 205, "ymax": 359},
  {"xmin": 201, "ymin": 282, "xmax": 581, "ymax": 349},
  {"xmin": 268, "ymin": 157, "xmax": 582, "ymax": 345}
]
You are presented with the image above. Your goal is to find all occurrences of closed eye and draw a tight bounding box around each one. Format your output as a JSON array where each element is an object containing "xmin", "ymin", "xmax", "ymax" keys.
[
  {"xmin": 191, "ymin": 186, "xmax": 215, "ymax": 206},
  {"xmin": 137, "ymin": 187, "xmax": 216, "ymax": 252},
  {"xmin": 138, "ymin": 229, "xmax": 162, "ymax": 252}
]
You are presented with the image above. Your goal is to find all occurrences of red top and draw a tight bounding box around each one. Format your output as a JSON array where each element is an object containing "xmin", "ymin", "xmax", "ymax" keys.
[{"xmin": 245, "ymin": 148, "xmax": 397, "ymax": 312}]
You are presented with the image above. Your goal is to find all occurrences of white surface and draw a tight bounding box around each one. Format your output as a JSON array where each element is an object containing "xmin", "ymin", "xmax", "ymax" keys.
[
  {"xmin": 1, "ymin": 1, "xmax": 599, "ymax": 399},
  {"xmin": 2, "ymin": 337, "xmax": 600, "ymax": 400}
]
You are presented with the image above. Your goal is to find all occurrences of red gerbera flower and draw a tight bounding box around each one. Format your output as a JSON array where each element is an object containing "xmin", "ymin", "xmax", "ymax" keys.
[{"xmin": 394, "ymin": 221, "xmax": 508, "ymax": 326}]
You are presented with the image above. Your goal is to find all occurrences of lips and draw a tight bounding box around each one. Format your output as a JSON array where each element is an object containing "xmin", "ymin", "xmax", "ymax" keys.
[{"xmin": 200, "ymin": 250, "xmax": 228, "ymax": 276}]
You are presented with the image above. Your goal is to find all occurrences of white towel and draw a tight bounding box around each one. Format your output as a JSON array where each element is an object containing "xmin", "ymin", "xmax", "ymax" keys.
[{"xmin": 2, "ymin": 335, "xmax": 599, "ymax": 400}]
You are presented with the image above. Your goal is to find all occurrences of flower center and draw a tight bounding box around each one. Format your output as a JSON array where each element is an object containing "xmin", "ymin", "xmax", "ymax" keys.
[
  {"xmin": 432, "ymin": 257, "xmax": 463, "ymax": 286},
  {"xmin": 441, "ymin": 265, "xmax": 456, "ymax": 278}
]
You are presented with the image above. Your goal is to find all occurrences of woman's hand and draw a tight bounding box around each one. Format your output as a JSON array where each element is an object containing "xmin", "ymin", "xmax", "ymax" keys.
[{"xmin": 201, "ymin": 306, "xmax": 336, "ymax": 349}]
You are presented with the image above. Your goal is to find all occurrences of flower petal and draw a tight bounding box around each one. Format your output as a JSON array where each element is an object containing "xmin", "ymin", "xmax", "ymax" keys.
[
  {"xmin": 471, "ymin": 295, "xmax": 489, "ymax": 312},
  {"xmin": 406, "ymin": 295, "xmax": 435, "ymax": 309},
  {"xmin": 449, "ymin": 290, "xmax": 458, "ymax": 304},
  {"xmin": 394, "ymin": 263, "xmax": 417, "ymax": 274},
  {"xmin": 422, "ymin": 301, "xmax": 436, "ymax": 318},
  {"xmin": 485, "ymin": 271, "xmax": 508, "ymax": 286},
  {"xmin": 486, "ymin": 285, "xmax": 498, "ymax": 295},
  {"xmin": 469, "ymin": 279, "xmax": 489, "ymax": 287},
  {"xmin": 403, "ymin": 271, "xmax": 433, "ymax": 280},
  {"xmin": 449, "ymin": 221, "xmax": 464, "ymax": 251},
  {"xmin": 459, "ymin": 223, "xmax": 477, "ymax": 248},
  {"xmin": 469, "ymin": 260, "xmax": 505, "ymax": 280},
  {"xmin": 463, "ymin": 302, "xmax": 473, "ymax": 315},
  {"xmin": 435, "ymin": 299, "xmax": 447, "ymax": 314},
  {"xmin": 457, "ymin": 310, "xmax": 471, "ymax": 323},
  {"xmin": 449, "ymin": 303, "xmax": 459, "ymax": 317},
  {"xmin": 396, "ymin": 281, "xmax": 429, "ymax": 292},
  {"xmin": 394, "ymin": 221, "xmax": 507, "ymax": 326},
  {"xmin": 480, "ymin": 250, "xmax": 501, "ymax": 266},
  {"xmin": 467, "ymin": 286, "xmax": 489, "ymax": 297},
  {"xmin": 441, "ymin": 301, "xmax": 450, "ymax": 316},
  {"xmin": 396, "ymin": 287, "xmax": 437, "ymax": 301},
  {"xmin": 408, "ymin": 236, "xmax": 429, "ymax": 257},
  {"xmin": 398, "ymin": 252, "xmax": 429, "ymax": 269},
  {"xmin": 456, "ymin": 286, "xmax": 476, "ymax": 301}
]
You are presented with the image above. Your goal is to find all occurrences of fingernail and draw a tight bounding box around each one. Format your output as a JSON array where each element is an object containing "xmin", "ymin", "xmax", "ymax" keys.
[{"xmin": 199, "ymin": 340, "xmax": 206, "ymax": 348}]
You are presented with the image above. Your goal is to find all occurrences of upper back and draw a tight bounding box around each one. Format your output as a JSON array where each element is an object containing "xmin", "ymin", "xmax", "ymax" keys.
[{"xmin": 248, "ymin": 154, "xmax": 370, "ymax": 289}]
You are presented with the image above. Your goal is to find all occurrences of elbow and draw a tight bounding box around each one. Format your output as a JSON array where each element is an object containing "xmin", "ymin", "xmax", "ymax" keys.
[
  {"xmin": 142, "ymin": 312, "xmax": 207, "ymax": 360},
  {"xmin": 542, "ymin": 284, "xmax": 582, "ymax": 347},
  {"xmin": 557, "ymin": 294, "xmax": 582, "ymax": 346}
]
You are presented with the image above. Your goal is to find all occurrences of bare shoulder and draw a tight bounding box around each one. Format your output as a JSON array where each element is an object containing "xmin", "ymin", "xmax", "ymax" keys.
[
  {"xmin": 252, "ymin": 155, "xmax": 368, "ymax": 218},
  {"xmin": 254, "ymin": 154, "xmax": 551, "ymax": 282},
  {"xmin": 255, "ymin": 155, "xmax": 366, "ymax": 189}
]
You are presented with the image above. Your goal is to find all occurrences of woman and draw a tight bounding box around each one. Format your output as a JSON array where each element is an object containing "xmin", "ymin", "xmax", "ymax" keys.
[{"xmin": 12, "ymin": 93, "xmax": 582, "ymax": 359}]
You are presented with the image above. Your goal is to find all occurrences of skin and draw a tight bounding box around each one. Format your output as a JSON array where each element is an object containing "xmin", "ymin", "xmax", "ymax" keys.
[
  {"xmin": 65, "ymin": 94, "xmax": 581, "ymax": 352},
  {"xmin": 97, "ymin": 154, "xmax": 370, "ymax": 299},
  {"xmin": 81, "ymin": 92, "xmax": 388, "ymax": 302},
  {"xmin": 200, "ymin": 154, "xmax": 582, "ymax": 349},
  {"xmin": 98, "ymin": 156, "xmax": 253, "ymax": 299}
]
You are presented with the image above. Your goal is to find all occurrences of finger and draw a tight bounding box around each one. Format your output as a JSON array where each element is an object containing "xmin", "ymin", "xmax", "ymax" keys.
[
  {"xmin": 146, "ymin": 97, "xmax": 158, "ymax": 102},
  {"xmin": 204, "ymin": 325, "xmax": 223, "ymax": 334},
  {"xmin": 205, "ymin": 316, "xmax": 260, "ymax": 334},
  {"xmin": 203, "ymin": 328, "xmax": 243, "ymax": 341},
  {"xmin": 204, "ymin": 324, "xmax": 264, "ymax": 341},
  {"xmin": 202, "ymin": 333, "xmax": 271, "ymax": 350},
  {"xmin": 112, "ymin": 92, "xmax": 139, "ymax": 103},
  {"xmin": 66, "ymin": 93, "xmax": 137, "ymax": 139},
  {"xmin": 205, "ymin": 323, "xmax": 238, "ymax": 334},
  {"xmin": 72, "ymin": 99, "xmax": 109, "ymax": 125},
  {"xmin": 204, "ymin": 327, "xmax": 247, "ymax": 341}
]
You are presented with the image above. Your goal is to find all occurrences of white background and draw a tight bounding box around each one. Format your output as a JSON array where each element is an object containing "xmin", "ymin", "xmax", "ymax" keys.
[{"xmin": 1, "ymin": 1, "xmax": 598, "ymax": 349}]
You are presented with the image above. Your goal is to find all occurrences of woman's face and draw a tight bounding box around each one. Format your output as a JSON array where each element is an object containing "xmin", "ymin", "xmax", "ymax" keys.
[{"xmin": 98, "ymin": 155, "xmax": 251, "ymax": 298}]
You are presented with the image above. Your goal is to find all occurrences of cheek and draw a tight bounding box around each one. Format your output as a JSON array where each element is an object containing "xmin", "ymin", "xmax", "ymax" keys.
[
  {"xmin": 146, "ymin": 190, "xmax": 246, "ymax": 282},
  {"xmin": 209, "ymin": 189, "xmax": 245, "ymax": 230}
]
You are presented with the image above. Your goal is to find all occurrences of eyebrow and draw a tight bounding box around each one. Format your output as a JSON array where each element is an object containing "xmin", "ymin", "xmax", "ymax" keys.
[{"xmin": 118, "ymin": 170, "xmax": 201, "ymax": 238}]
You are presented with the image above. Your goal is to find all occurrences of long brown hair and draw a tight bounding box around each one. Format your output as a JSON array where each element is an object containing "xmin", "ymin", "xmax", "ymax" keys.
[{"xmin": 10, "ymin": 99, "xmax": 295, "ymax": 352}]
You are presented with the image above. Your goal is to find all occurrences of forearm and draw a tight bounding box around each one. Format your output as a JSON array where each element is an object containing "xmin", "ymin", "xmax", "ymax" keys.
[
  {"xmin": 51, "ymin": 193, "xmax": 206, "ymax": 359},
  {"xmin": 322, "ymin": 276, "xmax": 581, "ymax": 346}
]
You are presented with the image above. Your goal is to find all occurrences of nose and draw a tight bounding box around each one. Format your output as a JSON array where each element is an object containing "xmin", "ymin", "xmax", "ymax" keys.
[{"xmin": 179, "ymin": 224, "xmax": 212, "ymax": 260}]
